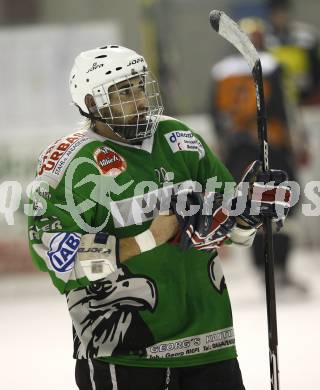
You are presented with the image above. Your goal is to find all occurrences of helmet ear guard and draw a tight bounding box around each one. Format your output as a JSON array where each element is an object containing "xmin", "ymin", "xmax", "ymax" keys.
[{"xmin": 69, "ymin": 45, "xmax": 163, "ymax": 143}]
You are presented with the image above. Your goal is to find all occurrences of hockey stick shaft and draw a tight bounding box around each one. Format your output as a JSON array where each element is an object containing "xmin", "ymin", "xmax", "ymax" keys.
[{"xmin": 209, "ymin": 10, "xmax": 280, "ymax": 390}]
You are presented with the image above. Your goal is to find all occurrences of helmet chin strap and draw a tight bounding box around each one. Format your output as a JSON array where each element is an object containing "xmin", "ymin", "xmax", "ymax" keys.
[
  {"xmin": 77, "ymin": 105, "xmax": 106, "ymax": 123},
  {"xmin": 111, "ymin": 123, "xmax": 149, "ymax": 145},
  {"xmin": 77, "ymin": 105, "xmax": 147, "ymax": 145}
]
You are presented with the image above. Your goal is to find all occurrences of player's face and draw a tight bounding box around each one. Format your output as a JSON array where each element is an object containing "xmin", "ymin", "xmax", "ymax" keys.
[
  {"xmin": 103, "ymin": 75, "xmax": 148, "ymax": 126},
  {"xmin": 270, "ymin": 8, "xmax": 289, "ymax": 29}
]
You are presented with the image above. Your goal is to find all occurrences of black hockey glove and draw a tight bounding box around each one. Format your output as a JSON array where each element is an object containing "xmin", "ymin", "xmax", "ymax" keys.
[
  {"xmin": 171, "ymin": 191, "xmax": 236, "ymax": 252},
  {"xmin": 234, "ymin": 160, "xmax": 292, "ymax": 229}
]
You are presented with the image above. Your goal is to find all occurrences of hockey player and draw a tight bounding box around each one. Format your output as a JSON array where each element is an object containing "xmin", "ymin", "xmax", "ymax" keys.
[
  {"xmin": 28, "ymin": 45, "xmax": 291, "ymax": 389},
  {"xmin": 265, "ymin": 0, "xmax": 315, "ymax": 168},
  {"xmin": 266, "ymin": 0, "xmax": 320, "ymax": 106},
  {"xmin": 210, "ymin": 17, "xmax": 305, "ymax": 292}
]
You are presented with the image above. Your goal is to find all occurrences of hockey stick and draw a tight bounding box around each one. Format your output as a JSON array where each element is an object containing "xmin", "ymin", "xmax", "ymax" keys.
[{"xmin": 209, "ymin": 10, "xmax": 280, "ymax": 390}]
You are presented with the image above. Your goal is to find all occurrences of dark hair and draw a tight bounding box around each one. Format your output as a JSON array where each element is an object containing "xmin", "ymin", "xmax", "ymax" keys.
[{"xmin": 267, "ymin": 0, "xmax": 291, "ymax": 10}]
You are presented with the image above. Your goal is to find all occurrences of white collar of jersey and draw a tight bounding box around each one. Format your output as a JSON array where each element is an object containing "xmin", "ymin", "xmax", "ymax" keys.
[
  {"xmin": 85, "ymin": 127, "xmax": 155, "ymax": 154},
  {"xmin": 211, "ymin": 52, "xmax": 278, "ymax": 80}
]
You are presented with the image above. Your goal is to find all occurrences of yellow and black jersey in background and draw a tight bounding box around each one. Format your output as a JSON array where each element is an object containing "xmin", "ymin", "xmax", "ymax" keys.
[{"xmin": 266, "ymin": 21, "xmax": 320, "ymax": 105}]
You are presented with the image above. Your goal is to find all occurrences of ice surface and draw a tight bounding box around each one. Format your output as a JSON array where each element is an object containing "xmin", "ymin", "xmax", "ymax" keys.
[{"xmin": 0, "ymin": 248, "xmax": 319, "ymax": 390}]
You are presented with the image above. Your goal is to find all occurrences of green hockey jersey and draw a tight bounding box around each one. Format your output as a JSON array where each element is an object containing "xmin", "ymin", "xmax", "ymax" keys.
[{"xmin": 28, "ymin": 116, "xmax": 238, "ymax": 368}]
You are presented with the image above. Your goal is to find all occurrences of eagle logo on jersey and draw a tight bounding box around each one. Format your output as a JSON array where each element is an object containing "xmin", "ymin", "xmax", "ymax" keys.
[
  {"xmin": 67, "ymin": 266, "xmax": 157, "ymax": 358},
  {"xmin": 93, "ymin": 146, "xmax": 127, "ymax": 177},
  {"xmin": 208, "ymin": 255, "xmax": 226, "ymax": 294}
]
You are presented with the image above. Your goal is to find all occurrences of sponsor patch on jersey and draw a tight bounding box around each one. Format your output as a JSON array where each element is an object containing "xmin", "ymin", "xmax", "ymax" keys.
[
  {"xmin": 165, "ymin": 130, "xmax": 205, "ymax": 159},
  {"xmin": 93, "ymin": 146, "xmax": 127, "ymax": 176},
  {"xmin": 37, "ymin": 131, "xmax": 92, "ymax": 188},
  {"xmin": 146, "ymin": 327, "xmax": 235, "ymax": 359},
  {"xmin": 38, "ymin": 217, "xmax": 63, "ymax": 232},
  {"xmin": 47, "ymin": 233, "xmax": 81, "ymax": 272}
]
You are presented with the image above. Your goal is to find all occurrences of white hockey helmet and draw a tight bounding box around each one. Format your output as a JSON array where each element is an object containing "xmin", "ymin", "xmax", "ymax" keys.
[{"xmin": 69, "ymin": 45, "xmax": 163, "ymax": 143}]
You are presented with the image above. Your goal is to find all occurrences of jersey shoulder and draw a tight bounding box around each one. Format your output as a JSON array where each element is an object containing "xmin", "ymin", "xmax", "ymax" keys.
[
  {"xmin": 156, "ymin": 115, "xmax": 206, "ymax": 159},
  {"xmin": 211, "ymin": 53, "xmax": 278, "ymax": 80},
  {"xmin": 211, "ymin": 55, "xmax": 250, "ymax": 79},
  {"xmin": 157, "ymin": 115, "xmax": 191, "ymax": 131},
  {"xmin": 36, "ymin": 129, "xmax": 104, "ymax": 189},
  {"xmin": 291, "ymin": 21, "xmax": 319, "ymax": 48}
]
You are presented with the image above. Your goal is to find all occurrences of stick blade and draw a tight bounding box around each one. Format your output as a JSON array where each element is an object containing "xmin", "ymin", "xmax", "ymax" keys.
[
  {"xmin": 209, "ymin": 9, "xmax": 259, "ymax": 69},
  {"xmin": 209, "ymin": 10, "xmax": 222, "ymax": 32}
]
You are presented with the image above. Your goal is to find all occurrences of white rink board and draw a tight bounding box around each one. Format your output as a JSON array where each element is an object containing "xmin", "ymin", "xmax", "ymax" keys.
[{"xmin": 0, "ymin": 22, "xmax": 121, "ymax": 132}]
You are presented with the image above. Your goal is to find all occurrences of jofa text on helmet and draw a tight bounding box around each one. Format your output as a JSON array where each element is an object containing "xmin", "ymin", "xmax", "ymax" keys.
[{"xmin": 127, "ymin": 57, "xmax": 144, "ymax": 67}]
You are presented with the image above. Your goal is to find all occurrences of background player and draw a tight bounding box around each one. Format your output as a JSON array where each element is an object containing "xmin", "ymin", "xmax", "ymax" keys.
[{"xmin": 210, "ymin": 17, "xmax": 305, "ymax": 292}]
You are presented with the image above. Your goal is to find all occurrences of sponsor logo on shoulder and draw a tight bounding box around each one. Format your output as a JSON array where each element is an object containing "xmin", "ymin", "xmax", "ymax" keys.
[
  {"xmin": 93, "ymin": 146, "xmax": 127, "ymax": 176},
  {"xmin": 47, "ymin": 232, "xmax": 81, "ymax": 272},
  {"xmin": 165, "ymin": 130, "xmax": 205, "ymax": 159},
  {"xmin": 37, "ymin": 132, "xmax": 92, "ymax": 188}
]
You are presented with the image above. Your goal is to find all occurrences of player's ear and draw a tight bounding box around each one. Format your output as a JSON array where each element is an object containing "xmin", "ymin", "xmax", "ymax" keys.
[{"xmin": 85, "ymin": 94, "xmax": 97, "ymax": 114}]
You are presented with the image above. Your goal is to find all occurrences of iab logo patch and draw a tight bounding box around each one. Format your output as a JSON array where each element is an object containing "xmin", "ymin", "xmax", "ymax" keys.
[
  {"xmin": 47, "ymin": 233, "xmax": 81, "ymax": 272},
  {"xmin": 93, "ymin": 146, "xmax": 127, "ymax": 176}
]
